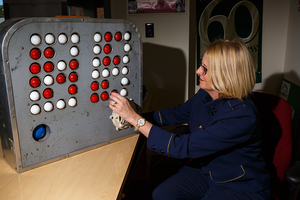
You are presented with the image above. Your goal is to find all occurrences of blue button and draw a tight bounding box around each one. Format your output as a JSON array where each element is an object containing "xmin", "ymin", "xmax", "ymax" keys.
[{"xmin": 33, "ymin": 125, "xmax": 46, "ymax": 140}]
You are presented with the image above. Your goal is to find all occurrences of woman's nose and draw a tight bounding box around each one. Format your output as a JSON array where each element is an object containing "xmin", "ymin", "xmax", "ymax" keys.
[{"xmin": 196, "ymin": 67, "xmax": 201, "ymax": 75}]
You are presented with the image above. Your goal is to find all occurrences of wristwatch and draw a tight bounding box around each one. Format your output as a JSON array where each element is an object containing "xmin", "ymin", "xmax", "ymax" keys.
[{"xmin": 134, "ymin": 118, "xmax": 145, "ymax": 131}]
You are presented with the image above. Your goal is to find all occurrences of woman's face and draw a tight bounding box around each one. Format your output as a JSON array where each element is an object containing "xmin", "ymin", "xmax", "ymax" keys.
[{"xmin": 196, "ymin": 52, "xmax": 219, "ymax": 99}]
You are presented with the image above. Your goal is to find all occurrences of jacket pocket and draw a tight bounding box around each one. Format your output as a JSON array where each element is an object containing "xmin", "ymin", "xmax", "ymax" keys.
[{"xmin": 209, "ymin": 165, "xmax": 246, "ymax": 183}]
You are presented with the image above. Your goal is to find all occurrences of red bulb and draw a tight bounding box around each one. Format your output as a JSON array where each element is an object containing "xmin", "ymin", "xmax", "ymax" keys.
[
  {"xmin": 68, "ymin": 85, "xmax": 77, "ymax": 94},
  {"xmin": 101, "ymin": 80, "xmax": 109, "ymax": 89},
  {"xmin": 30, "ymin": 77, "xmax": 40, "ymax": 88},
  {"xmin": 44, "ymin": 48, "xmax": 54, "ymax": 58},
  {"xmin": 111, "ymin": 90, "xmax": 118, "ymax": 93},
  {"xmin": 43, "ymin": 88, "xmax": 53, "ymax": 99},
  {"xmin": 30, "ymin": 63, "xmax": 41, "ymax": 74},
  {"xmin": 103, "ymin": 57, "xmax": 111, "ymax": 66},
  {"xmin": 90, "ymin": 94, "xmax": 99, "ymax": 103},
  {"xmin": 113, "ymin": 56, "xmax": 120, "ymax": 65},
  {"xmin": 101, "ymin": 92, "xmax": 109, "ymax": 101},
  {"xmin": 44, "ymin": 62, "xmax": 54, "ymax": 72},
  {"xmin": 30, "ymin": 49, "xmax": 41, "ymax": 60},
  {"xmin": 104, "ymin": 32, "xmax": 112, "ymax": 42},
  {"xmin": 91, "ymin": 82, "xmax": 99, "ymax": 91},
  {"xmin": 69, "ymin": 60, "xmax": 79, "ymax": 70},
  {"xmin": 103, "ymin": 44, "xmax": 111, "ymax": 54},
  {"xmin": 69, "ymin": 72, "xmax": 78, "ymax": 82},
  {"xmin": 114, "ymin": 32, "xmax": 122, "ymax": 41},
  {"xmin": 56, "ymin": 74, "xmax": 66, "ymax": 84}
]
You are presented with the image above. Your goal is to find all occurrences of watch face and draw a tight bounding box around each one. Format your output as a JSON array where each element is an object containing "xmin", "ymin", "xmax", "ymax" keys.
[{"xmin": 137, "ymin": 118, "xmax": 145, "ymax": 126}]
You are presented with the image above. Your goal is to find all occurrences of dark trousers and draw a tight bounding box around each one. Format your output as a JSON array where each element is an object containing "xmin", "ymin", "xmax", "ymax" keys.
[{"xmin": 152, "ymin": 166, "xmax": 270, "ymax": 200}]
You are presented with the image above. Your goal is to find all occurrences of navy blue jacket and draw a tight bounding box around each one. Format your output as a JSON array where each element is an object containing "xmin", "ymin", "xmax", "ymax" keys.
[{"xmin": 147, "ymin": 89, "xmax": 270, "ymax": 192}]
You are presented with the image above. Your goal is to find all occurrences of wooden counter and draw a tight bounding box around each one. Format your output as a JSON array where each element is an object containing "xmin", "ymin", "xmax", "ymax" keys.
[{"xmin": 0, "ymin": 133, "xmax": 140, "ymax": 200}]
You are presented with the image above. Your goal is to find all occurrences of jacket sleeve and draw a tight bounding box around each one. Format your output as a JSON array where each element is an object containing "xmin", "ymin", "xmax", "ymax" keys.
[
  {"xmin": 147, "ymin": 106, "xmax": 257, "ymax": 159},
  {"xmin": 151, "ymin": 90, "xmax": 202, "ymax": 126}
]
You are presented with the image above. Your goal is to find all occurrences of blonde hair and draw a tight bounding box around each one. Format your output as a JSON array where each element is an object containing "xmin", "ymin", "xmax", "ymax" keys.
[{"xmin": 205, "ymin": 39, "xmax": 256, "ymax": 100}]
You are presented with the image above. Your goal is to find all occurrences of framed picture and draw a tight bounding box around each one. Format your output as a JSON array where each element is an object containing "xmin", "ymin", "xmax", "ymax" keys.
[
  {"xmin": 128, "ymin": 0, "xmax": 185, "ymax": 14},
  {"xmin": 196, "ymin": 0, "xmax": 263, "ymax": 84}
]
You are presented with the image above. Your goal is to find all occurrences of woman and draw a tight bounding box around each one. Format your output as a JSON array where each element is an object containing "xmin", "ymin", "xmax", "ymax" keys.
[{"xmin": 109, "ymin": 39, "xmax": 270, "ymax": 199}]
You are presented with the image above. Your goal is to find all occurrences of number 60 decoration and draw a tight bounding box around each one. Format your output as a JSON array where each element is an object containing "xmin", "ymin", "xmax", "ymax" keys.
[{"xmin": 196, "ymin": 0, "xmax": 263, "ymax": 83}]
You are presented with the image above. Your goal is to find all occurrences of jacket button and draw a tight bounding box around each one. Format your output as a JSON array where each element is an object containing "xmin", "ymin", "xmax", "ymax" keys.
[
  {"xmin": 211, "ymin": 106, "xmax": 215, "ymax": 109},
  {"xmin": 198, "ymin": 125, "xmax": 202, "ymax": 129},
  {"xmin": 212, "ymin": 112, "xmax": 215, "ymax": 116},
  {"xmin": 151, "ymin": 146, "xmax": 156, "ymax": 150},
  {"xmin": 160, "ymin": 150, "xmax": 165, "ymax": 154}
]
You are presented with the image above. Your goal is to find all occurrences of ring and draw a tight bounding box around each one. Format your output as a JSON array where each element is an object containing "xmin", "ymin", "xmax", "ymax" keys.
[{"xmin": 113, "ymin": 102, "xmax": 117, "ymax": 107}]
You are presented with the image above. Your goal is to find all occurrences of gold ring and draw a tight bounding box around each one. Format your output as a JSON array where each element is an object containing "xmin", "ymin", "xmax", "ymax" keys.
[{"xmin": 113, "ymin": 102, "xmax": 117, "ymax": 107}]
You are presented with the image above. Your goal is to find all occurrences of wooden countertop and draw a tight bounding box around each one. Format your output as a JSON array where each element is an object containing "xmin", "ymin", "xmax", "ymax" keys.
[{"xmin": 0, "ymin": 133, "xmax": 140, "ymax": 200}]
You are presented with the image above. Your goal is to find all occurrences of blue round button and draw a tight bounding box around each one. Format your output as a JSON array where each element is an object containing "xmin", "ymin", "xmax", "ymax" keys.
[{"xmin": 33, "ymin": 125, "xmax": 46, "ymax": 140}]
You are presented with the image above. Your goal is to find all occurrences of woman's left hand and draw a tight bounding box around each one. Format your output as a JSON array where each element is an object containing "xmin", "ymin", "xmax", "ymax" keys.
[{"xmin": 109, "ymin": 92, "xmax": 138, "ymax": 124}]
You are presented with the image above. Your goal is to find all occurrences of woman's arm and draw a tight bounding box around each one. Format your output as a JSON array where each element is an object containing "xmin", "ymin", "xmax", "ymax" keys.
[{"xmin": 109, "ymin": 92, "xmax": 152, "ymax": 138}]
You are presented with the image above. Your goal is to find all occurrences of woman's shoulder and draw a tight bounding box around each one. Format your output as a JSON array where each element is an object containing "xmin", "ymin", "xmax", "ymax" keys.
[{"xmin": 219, "ymin": 97, "xmax": 258, "ymax": 118}]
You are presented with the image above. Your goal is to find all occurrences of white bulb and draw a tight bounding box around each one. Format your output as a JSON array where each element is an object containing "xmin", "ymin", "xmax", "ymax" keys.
[
  {"xmin": 30, "ymin": 91, "xmax": 40, "ymax": 101},
  {"xmin": 123, "ymin": 56, "xmax": 129, "ymax": 64},
  {"xmin": 122, "ymin": 67, "xmax": 129, "ymax": 75},
  {"xmin": 121, "ymin": 77, "xmax": 129, "ymax": 86},
  {"xmin": 93, "ymin": 45, "xmax": 101, "ymax": 54},
  {"xmin": 30, "ymin": 104, "xmax": 41, "ymax": 115},
  {"xmin": 57, "ymin": 61, "xmax": 67, "ymax": 71},
  {"xmin": 45, "ymin": 34, "xmax": 55, "ymax": 45},
  {"xmin": 71, "ymin": 34, "xmax": 80, "ymax": 43},
  {"xmin": 92, "ymin": 58, "xmax": 100, "ymax": 67},
  {"xmin": 92, "ymin": 70, "xmax": 100, "ymax": 79},
  {"xmin": 44, "ymin": 102, "xmax": 53, "ymax": 112},
  {"xmin": 68, "ymin": 98, "xmax": 77, "ymax": 107},
  {"xmin": 43, "ymin": 75, "xmax": 54, "ymax": 86},
  {"xmin": 124, "ymin": 32, "xmax": 131, "ymax": 41},
  {"xmin": 120, "ymin": 89, "xmax": 127, "ymax": 96},
  {"xmin": 58, "ymin": 34, "xmax": 68, "ymax": 44},
  {"xmin": 124, "ymin": 44, "xmax": 131, "ymax": 52},
  {"xmin": 102, "ymin": 69, "xmax": 109, "ymax": 78},
  {"xmin": 112, "ymin": 68, "xmax": 119, "ymax": 76},
  {"xmin": 70, "ymin": 47, "xmax": 79, "ymax": 56},
  {"xmin": 56, "ymin": 100, "xmax": 66, "ymax": 109},
  {"xmin": 30, "ymin": 34, "xmax": 41, "ymax": 45},
  {"xmin": 94, "ymin": 33, "xmax": 102, "ymax": 42}
]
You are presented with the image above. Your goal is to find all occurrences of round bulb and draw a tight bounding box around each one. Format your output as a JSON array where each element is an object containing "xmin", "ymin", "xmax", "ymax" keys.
[
  {"xmin": 68, "ymin": 98, "xmax": 77, "ymax": 107},
  {"xmin": 57, "ymin": 61, "xmax": 67, "ymax": 71},
  {"xmin": 58, "ymin": 34, "xmax": 68, "ymax": 44},
  {"xmin": 102, "ymin": 69, "xmax": 109, "ymax": 78},
  {"xmin": 44, "ymin": 102, "xmax": 54, "ymax": 112},
  {"xmin": 44, "ymin": 75, "xmax": 54, "ymax": 86},
  {"xmin": 45, "ymin": 34, "xmax": 55, "ymax": 45},
  {"xmin": 123, "ymin": 56, "xmax": 129, "ymax": 64},
  {"xmin": 31, "ymin": 35, "xmax": 41, "ymax": 45},
  {"xmin": 112, "ymin": 68, "xmax": 119, "ymax": 76},
  {"xmin": 93, "ymin": 45, "xmax": 101, "ymax": 54},
  {"xmin": 94, "ymin": 33, "xmax": 102, "ymax": 42},
  {"xmin": 56, "ymin": 100, "xmax": 66, "ymax": 109},
  {"xmin": 70, "ymin": 47, "xmax": 79, "ymax": 56},
  {"xmin": 30, "ymin": 91, "xmax": 40, "ymax": 101},
  {"xmin": 122, "ymin": 67, "xmax": 129, "ymax": 75},
  {"xmin": 120, "ymin": 89, "xmax": 128, "ymax": 96},
  {"xmin": 92, "ymin": 58, "xmax": 100, "ymax": 67},
  {"xmin": 92, "ymin": 70, "xmax": 100, "ymax": 79},
  {"xmin": 71, "ymin": 34, "xmax": 80, "ymax": 43},
  {"xmin": 30, "ymin": 104, "xmax": 41, "ymax": 115}
]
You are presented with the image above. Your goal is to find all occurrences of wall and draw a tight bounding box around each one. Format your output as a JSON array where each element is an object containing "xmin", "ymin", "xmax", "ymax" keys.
[
  {"xmin": 111, "ymin": 0, "xmax": 193, "ymax": 111},
  {"xmin": 110, "ymin": 0, "xmax": 292, "ymax": 111},
  {"xmin": 284, "ymin": 0, "xmax": 300, "ymax": 86},
  {"xmin": 254, "ymin": 0, "xmax": 290, "ymax": 95}
]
